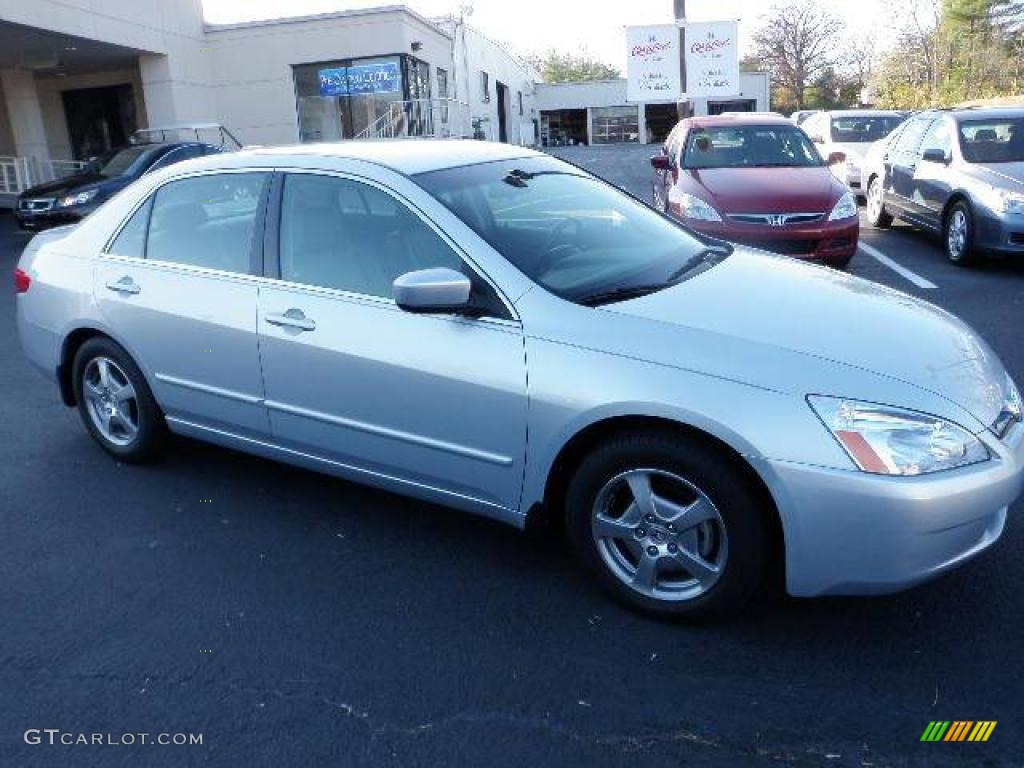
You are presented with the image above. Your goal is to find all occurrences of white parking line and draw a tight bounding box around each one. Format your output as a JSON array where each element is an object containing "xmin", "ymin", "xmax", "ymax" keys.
[{"xmin": 857, "ymin": 241, "xmax": 938, "ymax": 290}]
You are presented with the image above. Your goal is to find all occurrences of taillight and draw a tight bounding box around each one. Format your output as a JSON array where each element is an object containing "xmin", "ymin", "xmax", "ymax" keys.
[{"xmin": 14, "ymin": 268, "xmax": 31, "ymax": 294}]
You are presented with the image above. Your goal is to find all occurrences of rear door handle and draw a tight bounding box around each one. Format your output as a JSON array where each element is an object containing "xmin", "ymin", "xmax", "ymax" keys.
[
  {"xmin": 265, "ymin": 309, "xmax": 316, "ymax": 332},
  {"xmin": 105, "ymin": 277, "xmax": 140, "ymax": 295}
]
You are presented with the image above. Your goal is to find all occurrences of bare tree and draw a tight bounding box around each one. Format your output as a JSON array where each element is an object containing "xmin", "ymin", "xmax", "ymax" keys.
[{"xmin": 752, "ymin": 1, "xmax": 844, "ymax": 109}]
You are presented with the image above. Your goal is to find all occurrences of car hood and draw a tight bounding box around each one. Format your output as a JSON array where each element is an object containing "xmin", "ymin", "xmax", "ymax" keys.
[
  {"xmin": 602, "ymin": 249, "xmax": 1008, "ymax": 429},
  {"xmin": 680, "ymin": 167, "xmax": 836, "ymax": 213},
  {"xmin": 19, "ymin": 172, "xmax": 107, "ymax": 199},
  {"xmin": 965, "ymin": 161, "xmax": 1024, "ymax": 191}
]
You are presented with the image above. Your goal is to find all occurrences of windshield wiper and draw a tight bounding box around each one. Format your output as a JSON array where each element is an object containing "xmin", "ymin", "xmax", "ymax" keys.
[
  {"xmin": 578, "ymin": 284, "xmax": 669, "ymax": 307},
  {"xmin": 578, "ymin": 247, "xmax": 730, "ymax": 307}
]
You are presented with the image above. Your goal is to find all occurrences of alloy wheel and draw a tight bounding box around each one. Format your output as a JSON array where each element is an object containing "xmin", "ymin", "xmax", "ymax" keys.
[
  {"xmin": 947, "ymin": 209, "xmax": 968, "ymax": 260},
  {"xmin": 591, "ymin": 468, "xmax": 728, "ymax": 602},
  {"xmin": 82, "ymin": 356, "xmax": 139, "ymax": 446}
]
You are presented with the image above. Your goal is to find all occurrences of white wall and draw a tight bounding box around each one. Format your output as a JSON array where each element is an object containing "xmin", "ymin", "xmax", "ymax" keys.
[
  {"xmin": 537, "ymin": 72, "xmax": 771, "ymax": 117},
  {"xmin": 437, "ymin": 18, "xmax": 537, "ymax": 145},
  {"xmin": 205, "ymin": 7, "xmax": 453, "ymax": 147},
  {"xmin": 0, "ymin": 0, "xmax": 215, "ymax": 133}
]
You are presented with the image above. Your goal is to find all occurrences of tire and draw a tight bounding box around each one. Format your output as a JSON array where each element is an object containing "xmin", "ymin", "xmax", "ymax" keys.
[
  {"xmin": 944, "ymin": 201, "xmax": 975, "ymax": 266},
  {"xmin": 865, "ymin": 176, "xmax": 893, "ymax": 228},
  {"xmin": 564, "ymin": 430, "xmax": 769, "ymax": 620},
  {"xmin": 72, "ymin": 337, "xmax": 166, "ymax": 463}
]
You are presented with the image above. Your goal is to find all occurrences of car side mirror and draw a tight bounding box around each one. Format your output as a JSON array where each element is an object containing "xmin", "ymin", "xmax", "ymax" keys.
[
  {"xmin": 650, "ymin": 154, "xmax": 672, "ymax": 171},
  {"xmin": 921, "ymin": 148, "xmax": 949, "ymax": 165},
  {"xmin": 826, "ymin": 151, "xmax": 846, "ymax": 166},
  {"xmin": 393, "ymin": 268, "xmax": 472, "ymax": 314}
]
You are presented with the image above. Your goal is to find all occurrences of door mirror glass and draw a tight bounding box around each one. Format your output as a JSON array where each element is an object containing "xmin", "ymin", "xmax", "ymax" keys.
[
  {"xmin": 921, "ymin": 148, "xmax": 949, "ymax": 164},
  {"xmin": 650, "ymin": 153, "xmax": 672, "ymax": 171},
  {"xmin": 393, "ymin": 268, "xmax": 472, "ymax": 313}
]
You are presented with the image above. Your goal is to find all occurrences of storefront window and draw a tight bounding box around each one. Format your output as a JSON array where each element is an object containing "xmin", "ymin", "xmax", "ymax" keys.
[
  {"xmin": 590, "ymin": 106, "xmax": 640, "ymax": 144},
  {"xmin": 294, "ymin": 55, "xmax": 423, "ymax": 141}
]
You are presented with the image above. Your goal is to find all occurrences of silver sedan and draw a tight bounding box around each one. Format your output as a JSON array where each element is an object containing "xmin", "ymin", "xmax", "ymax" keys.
[{"xmin": 15, "ymin": 141, "xmax": 1024, "ymax": 618}]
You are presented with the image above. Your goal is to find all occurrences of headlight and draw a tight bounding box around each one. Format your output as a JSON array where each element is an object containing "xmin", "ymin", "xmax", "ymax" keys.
[
  {"xmin": 994, "ymin": 373, "xmax": 1023, "ymax": 437},
  {"xmin": 674, "ymin": 192, "xmax": 722, "ymax": 222},
  {"xmin": 977, "ymin": 186, "xmax": 1024, "ymax": 215},
  {"xmin": 57, "ymin": 189, "xmax": 98, "ymax": 208},
  {"xmin": 827, "ymin": 191, "xmax": 857, "ymax": 221},
  {"xmin": 808, "ymin": 396, "xmax": 990, "ymax": 476}
]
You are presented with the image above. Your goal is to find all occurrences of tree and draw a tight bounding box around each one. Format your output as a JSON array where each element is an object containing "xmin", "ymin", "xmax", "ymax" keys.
[
  {"xmin": 527, "ymin": 50, "xmax": 620, "ymax": 83},
  {"xmin": 751, "ymin": 1, "xmax": 844, "ymax": 110},
  {"xmin": 872, "ymin": 0, "xmax": 1024, "ymax": 107}
]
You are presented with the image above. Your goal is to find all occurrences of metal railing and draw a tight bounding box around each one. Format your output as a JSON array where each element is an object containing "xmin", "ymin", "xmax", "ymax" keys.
[
  {"xmin": 0, "ymin": 156, "xmax": 88, "ymax": 196},
  {"xmin": 354, "ymin": 99, "xmax": 471, "ymax": 141}
]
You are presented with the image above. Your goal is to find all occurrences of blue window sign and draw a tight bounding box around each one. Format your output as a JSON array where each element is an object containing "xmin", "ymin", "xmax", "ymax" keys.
[{"xmin": 318, "ymin": 61, "xmax": 401, "ymax": 97}]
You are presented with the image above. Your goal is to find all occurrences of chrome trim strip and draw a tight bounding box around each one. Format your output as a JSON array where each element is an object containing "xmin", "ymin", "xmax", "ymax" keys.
[
  {"xmin": 265, "ymin": 398, "xmax": 513, "ymax": 466},
  {"xmin": 164, "ymin": 416, "xmax": 511, "ymax": 513},
  {"xmin": 726, "ymin": 212, "xmax": 824, "ymax": 225},
  {"xmin": 154, "ymin": 373, "xmax": 263, "ymax": 405}
]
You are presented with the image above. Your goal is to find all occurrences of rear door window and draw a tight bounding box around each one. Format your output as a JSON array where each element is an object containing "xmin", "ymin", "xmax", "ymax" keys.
[{"xmin": 145, "ymin": 173, "xmax": 269, "ymax": 274}]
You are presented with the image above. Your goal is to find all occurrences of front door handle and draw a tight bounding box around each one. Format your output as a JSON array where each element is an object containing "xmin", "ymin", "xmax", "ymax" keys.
[
  {"xmin": 265, "ymin": 308, "xmax": 316, "ymax": 332},
  {"xmin": 105, "ymin": 277, "xmax": 140, "ymax": 295}
]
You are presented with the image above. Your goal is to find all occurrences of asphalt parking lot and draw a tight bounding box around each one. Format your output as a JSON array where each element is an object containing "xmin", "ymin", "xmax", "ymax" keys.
[{"xmin": 2, "ymin": 145, "xmax": 1023, "ymax": 768}]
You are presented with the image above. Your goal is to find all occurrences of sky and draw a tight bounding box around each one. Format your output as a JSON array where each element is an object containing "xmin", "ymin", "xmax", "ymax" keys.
[{"xmin": 201, "ymin": 0, "xmax": 901, "ymax": 70}]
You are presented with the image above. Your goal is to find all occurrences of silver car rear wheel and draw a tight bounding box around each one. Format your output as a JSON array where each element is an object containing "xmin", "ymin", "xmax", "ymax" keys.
[
  {"xmin": 591, "ymin": 468, "xmax": 728, "ymax": 602},
  {"xmin": 82, "ymin": 356, "xmax": 139, "ymax": 446},
  {"xmin": 73, "ymin": 336, "xmax": 166, "ymax": 463}
]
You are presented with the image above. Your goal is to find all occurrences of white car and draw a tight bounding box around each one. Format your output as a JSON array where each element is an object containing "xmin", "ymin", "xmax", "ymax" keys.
[{"xmin": 802, "ymin": 110, "xmax": 906, "ymax": 196}]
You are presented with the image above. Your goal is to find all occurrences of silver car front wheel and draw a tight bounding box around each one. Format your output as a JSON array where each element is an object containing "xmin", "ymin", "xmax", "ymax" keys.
[
  {"xmin": 565, "ymin": 430, "xmax": 769, "ymax": 619},
  {"xmin": 592, "ymin": 468, "xmax": 728, "ymax": 602}
]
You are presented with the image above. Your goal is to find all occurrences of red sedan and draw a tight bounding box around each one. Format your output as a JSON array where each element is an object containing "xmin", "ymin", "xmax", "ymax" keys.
[{"xmin": 651, "ymin": 115, "xmax": 859, "ymax": 268}]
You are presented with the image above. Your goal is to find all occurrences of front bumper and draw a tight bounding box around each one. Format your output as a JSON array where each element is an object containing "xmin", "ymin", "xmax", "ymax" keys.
[
  {"xmin": 755, "ymin": 422, "xmax": 1023, "ymax": 597},
  {"xmin": 14, "ymin": 205, "xmax": 91, "ymax": 231},
  {"xmin": 680, "ymin": 216, "xmax": 859, "ymax": 267},
  {"xmin": 973, "ymin": 208, "xmax": 1024, "ymax": 256}
]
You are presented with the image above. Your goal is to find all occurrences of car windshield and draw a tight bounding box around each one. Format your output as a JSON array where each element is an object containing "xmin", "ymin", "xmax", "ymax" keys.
[
  {"xmin": 98, "ymin": 145, "xmax": 156, "ymax": 178},
  {"xmin": 958, "ymin": 117, "xmax": 1024, "ymax": 163},
  {"xmin": 681, "ymin": 125, "xmax": 822, "ymax": 169},
  {"xmin": 829, "ymin": 115, "xmax": 903, "ymax": 143},
  {"xmin": 414, "ymin": 157, "xmax": 728, "ymax": 306}
]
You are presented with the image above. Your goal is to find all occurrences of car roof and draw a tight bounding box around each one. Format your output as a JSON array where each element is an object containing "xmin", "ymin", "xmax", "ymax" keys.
[
  {"xmin": 950, "ymin": 106, "xmax": 1024, "ymax": 121},
  {"xmin": 817, "ymin": 110, "xmax": 904, "ymax": 118},
  {"xmin": 683, "ymin": 114, "xmax": 793, "ymax": 129},
  {"xmin": 234, "ymin": 140, "xmax": 542, "ymax": 175}
]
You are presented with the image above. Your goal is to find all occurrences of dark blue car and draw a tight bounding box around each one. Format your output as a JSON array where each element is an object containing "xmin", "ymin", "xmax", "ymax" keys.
[{"xmin": 15, "ymin": 141, "xmax": 225, "ymax": 231}]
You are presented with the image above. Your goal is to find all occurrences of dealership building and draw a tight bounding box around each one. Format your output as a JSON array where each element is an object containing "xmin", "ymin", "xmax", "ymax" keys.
[
  {"xmin": 0, "ymin": 0, "xmax": 770, "ymax": 202},
  {"xmin": 0, "ymin": 0, "xmax": 538, "ymax": 199},
  {"xmin": 536, "ymin": 72, "xmax": 771, "ymax": 147}
]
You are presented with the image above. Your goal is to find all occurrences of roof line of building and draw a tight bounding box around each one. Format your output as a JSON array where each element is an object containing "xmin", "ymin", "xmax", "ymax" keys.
[{"xmin": 203, "ymin": 4, "xmax": 451, "ymax": 40}]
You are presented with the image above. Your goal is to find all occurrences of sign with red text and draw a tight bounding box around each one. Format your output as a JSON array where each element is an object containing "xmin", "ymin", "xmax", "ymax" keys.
[
  {"xmin": 625, "ymin": 25, "xmax": 682, "ymax": 103},
  {"xmin": 685, "ymin": 20, "xmax": 739, "ymax": 98}
]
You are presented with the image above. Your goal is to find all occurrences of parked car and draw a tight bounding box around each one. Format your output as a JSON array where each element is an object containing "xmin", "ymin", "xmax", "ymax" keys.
[
  {"xmin": 801, "ymin": 110, "xmax": 906, "ymax": 196},
  {"xmin": 14, "ymin": 124, "xmax": 238, "ymax": 231},
  {"xmin": 790, "ymin": 109, "xmax": 819, "ymax": 125},
  {"xmin": 15, "ymin": 141, "xmax": 1023, "ymax": 619},
  {"xmin": 865, "ymin": 107, "xmax": 1024, "ymax": 265},
  {"xmin": 651, "ymin": 114, "xmax": 858, "ymax": 268}
]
